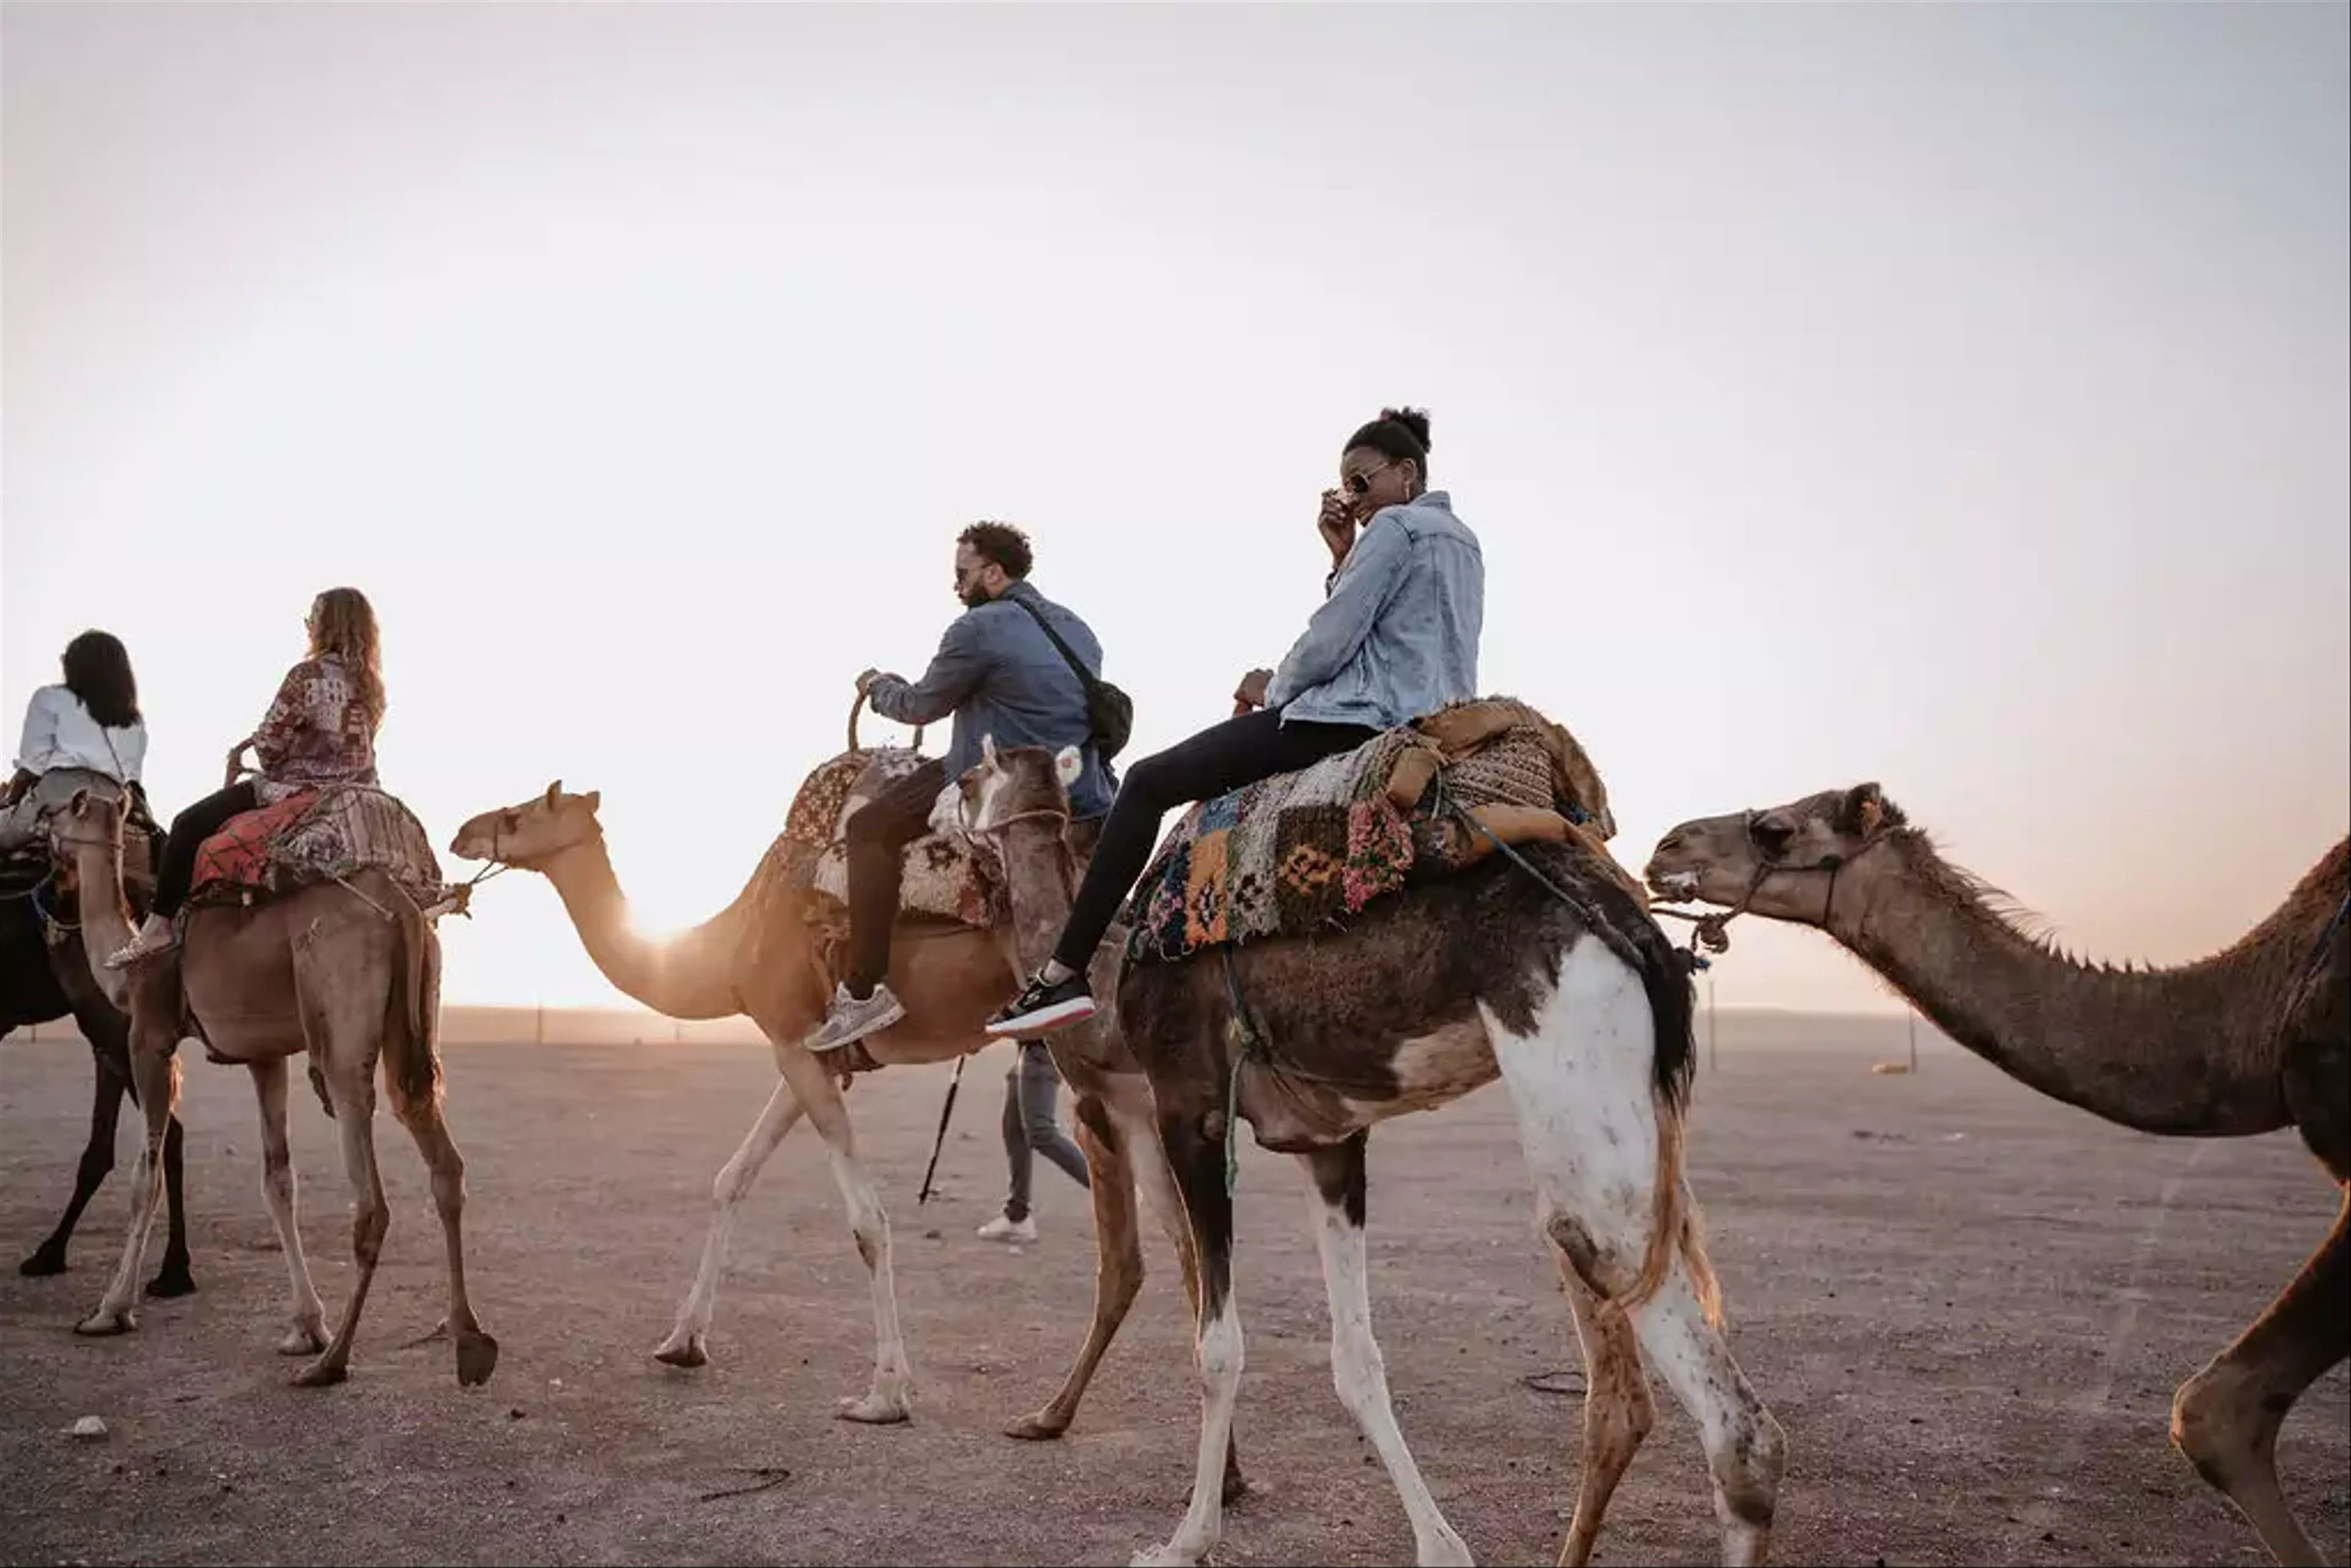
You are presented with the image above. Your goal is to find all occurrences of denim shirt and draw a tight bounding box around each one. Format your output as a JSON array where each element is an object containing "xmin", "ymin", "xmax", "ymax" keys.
[
  {"xmin": 1264, "ymin": 490, "xmax": 1484, "ymax": 730},
  {"xmin": 864, "ymin": 581, "xmax": 1118, "ymax": 819}
]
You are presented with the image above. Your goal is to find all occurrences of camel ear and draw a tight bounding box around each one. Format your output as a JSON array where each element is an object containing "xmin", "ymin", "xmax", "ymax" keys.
[
  {"xmin": 581, "ymin": 790, "xmax": 601, "ymax": 813},
  {"xmin": 1054, "ymin": 745, "xmax": 1083, "ymax": 789},
  {"xmin": 544, "ymin": 779, "xmax": 563, "ymax": 809},
  {"xmin": 981, "ymin": 733, "xmax": 1000, "ymax": 771},
  {"xmin": 1841, "ymin": 782, "xmax": 1886, "ymax": 836},
  {"xmin": 69, "ymin": 787, "xmax": 91, "ymax": 817}
]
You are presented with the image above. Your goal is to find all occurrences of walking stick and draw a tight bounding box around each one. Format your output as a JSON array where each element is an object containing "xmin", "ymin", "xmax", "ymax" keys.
[{"xmin": 916, "ymin": 1054, "xmax": 968, "ymax": 1206}]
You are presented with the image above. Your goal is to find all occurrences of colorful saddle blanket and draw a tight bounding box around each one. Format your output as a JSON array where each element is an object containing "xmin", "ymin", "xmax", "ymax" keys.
[
  {"xmin": 775, "ymin": 748, "xmax": 1003, "ymax": 931},
  {"xmin": 189, "ymin": 784, "xmax": 446, "ymax": 910},
  {"xmin": 1121, "ymin": 697, "xmax": 1627, "ymax": 964}
]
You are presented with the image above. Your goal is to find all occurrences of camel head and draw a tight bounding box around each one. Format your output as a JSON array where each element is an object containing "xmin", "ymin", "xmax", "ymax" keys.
[
  {"xmin": 959, "ymin": 734, "xmax": 1082, "ymax": 844},
  {"xmin": 448, "ymin": 780, "xmax": 604, "ymax": 870},
  {"xmin": 1643, "ymin": 782, "xmax": 1908, "ymax": 923},
  {"xmin": 47, "ymin": 786, "xmax": 127, "ymax": 861}
]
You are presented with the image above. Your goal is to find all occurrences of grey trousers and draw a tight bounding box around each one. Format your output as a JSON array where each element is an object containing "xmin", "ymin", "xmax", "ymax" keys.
[
  {"xmin": 0, "ymin": 768, "xmax": 125, "ymax": 852},
  {"xmin": 1002, "ymin": 1040, "xmax": 1090, "ymax": 1221}
]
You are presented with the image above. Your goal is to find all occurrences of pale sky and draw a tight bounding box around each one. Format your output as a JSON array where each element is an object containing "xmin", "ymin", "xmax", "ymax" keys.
[{"xmin": 4, "ymin": 1, "xmax": 2345, "ymax": 1016}]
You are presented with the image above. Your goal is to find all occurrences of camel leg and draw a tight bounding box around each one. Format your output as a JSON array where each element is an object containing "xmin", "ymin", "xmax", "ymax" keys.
[
  {"xmin": 1488, "ymin": 940, "xmax": 1785, "ymax": 1567},
  {"xmin": 1131, "ymin": 1109, "xmax": 1243, "ymax": 1568},
  {"xmin": 248, "ymin": 1058, "xmax": 329, "ymax": 1356},
  {"xmin": 21, "ymin": 1051, "xmax": 129, "ymax": 1277},
  {"xmin": 2170, "ymin": 1190, "xmax": 2349, "ymax": 1567},
  {"xmin": 1006, "ymin": 1093, "xmax": 1145, "ymax": 1440},
  {"xmin": 73, "ymin": 1030, "xmax": 178, "ymax": 1337},
  {"xmin": 386, "ymin": 1079, "xmax": 498, "ymax": 1387},
  {"xmin": 1302, "ymin": 1133, "xmax": 1474, "ymax": 1567},
  {"xmin": 1129, "ymin": 1097, "xmax": 1251, "ymax": 1504},
  {"xmin": 1556, "ymin": 1249, "xmax": 1655, "ymax": 1567},
  {"xmin": 150, "ymin": 1111, "xmax": 193, "ymax": 1298},
  {"xmin": 653, "ymin": 1075, "xmax": 806, "ymax": 1369},
  {"xmin": 293, "ymin": 1056, "xmax": 389, "ymax": 1388}
]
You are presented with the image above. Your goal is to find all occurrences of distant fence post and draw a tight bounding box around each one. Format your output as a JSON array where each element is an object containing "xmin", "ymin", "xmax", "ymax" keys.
[
  {"xmin": 1907, "ymin": 1009, "xmax": 1919, "ymax": 1074},
  {"xmin": 534, "ymin": 1004, "xmax": 544, "ymax": 1046}
]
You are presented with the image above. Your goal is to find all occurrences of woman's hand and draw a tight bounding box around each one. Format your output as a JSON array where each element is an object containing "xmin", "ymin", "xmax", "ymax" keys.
[
  {"xmin": 1232, "ymin": 669, "xmax": 1273, "ymax": 714},
  {"xmin": 1317, "ymin": 489, "xmax": 1357, "ymax": 569},
  {"xmin": 223, "ymin": 741, "xmax": 251, "ymax": 789}
]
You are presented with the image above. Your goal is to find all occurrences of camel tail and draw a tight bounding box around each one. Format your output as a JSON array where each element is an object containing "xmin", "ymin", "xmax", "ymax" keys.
[
  {"xmin": 383, "ymin": 887, "xmax": 441, "ymax": 1107},
  {"xmin": 1616, "ymin": 888, "xmax": 1715, "ymax": 1323}
]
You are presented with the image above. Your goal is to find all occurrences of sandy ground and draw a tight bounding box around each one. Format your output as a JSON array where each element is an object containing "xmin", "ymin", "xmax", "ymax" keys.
[{"xmin": 1, "ymin": 1032, "xmax": 2344, "ymax": 1567}]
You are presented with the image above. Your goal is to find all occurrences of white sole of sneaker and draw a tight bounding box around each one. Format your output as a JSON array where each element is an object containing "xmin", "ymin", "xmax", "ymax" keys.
[{"xmin": 985, "ymin": 996, "xmax": 1096, "ymax": 1037}]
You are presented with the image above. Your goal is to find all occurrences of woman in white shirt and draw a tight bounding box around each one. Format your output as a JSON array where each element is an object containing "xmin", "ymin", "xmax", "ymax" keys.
[{"xmin": 0, "ymin": 630, "xmax": 149, "ymax": 852}]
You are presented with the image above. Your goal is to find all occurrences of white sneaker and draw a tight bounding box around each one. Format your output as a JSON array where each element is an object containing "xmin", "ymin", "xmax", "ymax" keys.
[
  {"xmin": 103, "ymin": 913, "xmax": 177, "ymax": 971},
  {"xmin": 975, "ymin": 1213, "xmax": 1037, "ymax": 1245},
  {"xmin": 804, "ymin": 982, "xmax": 907, "ymax": 1054}
]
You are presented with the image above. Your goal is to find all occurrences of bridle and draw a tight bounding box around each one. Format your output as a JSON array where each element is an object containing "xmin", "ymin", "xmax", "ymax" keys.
[{"xmin": 1651, "ymin": 809, "xmax": 1898, "ymax": 962}]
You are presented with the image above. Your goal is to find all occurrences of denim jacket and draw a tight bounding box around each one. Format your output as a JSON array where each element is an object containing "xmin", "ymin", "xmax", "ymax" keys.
[
  {"xmin": 864, "ymin": 581, "xmax": 1118, "ymax": 819},
  {"xmin": 1264, "ymin": 490, "xmax": 1484, "ymax": 730}
]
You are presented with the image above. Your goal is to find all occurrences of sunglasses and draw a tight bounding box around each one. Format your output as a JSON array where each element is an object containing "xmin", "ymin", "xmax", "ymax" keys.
[{"xmin": 1344, "ymin": 460, "xmax": 1396, "ymax": 497}]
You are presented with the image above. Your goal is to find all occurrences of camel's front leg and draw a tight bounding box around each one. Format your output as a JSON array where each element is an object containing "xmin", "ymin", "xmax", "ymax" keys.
[
  {"xmin": 773, "ymin": 1048, "xmax": 913, "ymax": 1424},
  {"xmin": 654, "ymin": 1075, "xmax": 806, "ymax": 1369},
  {"xmin": 22, "ymin": 1049, "xmax": 129, "ymax": 1278},
  {"xmin": 1133, "ymin": 1109, "xmax": 1244, "ymax": 1568},
  {"xmin": 1302, "ymin": 1135, "xmax": 1472, "ymax": 1567},
  {"xmin": 73, "ymin": 1029, "xmax": 179, "ymax": 1337},
  {"xmin": 1006, "ymin": 1092, "xmax": 1144, "ymax": 1441},
  {"xmin": 247, "ymin": 1057, "xmax": 328, "ymax": 1357}
]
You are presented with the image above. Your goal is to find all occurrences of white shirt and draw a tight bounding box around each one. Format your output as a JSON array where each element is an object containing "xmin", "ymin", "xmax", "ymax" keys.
[{"xmin": 13, "ymin": 685, "xmax": 146, "ymax": 783}]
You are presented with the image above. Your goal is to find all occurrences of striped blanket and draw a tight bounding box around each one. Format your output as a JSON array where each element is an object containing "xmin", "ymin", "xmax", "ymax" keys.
[{"xmin": 1121, "ymin": 697, "xmax": 1625, "ymax": 964}]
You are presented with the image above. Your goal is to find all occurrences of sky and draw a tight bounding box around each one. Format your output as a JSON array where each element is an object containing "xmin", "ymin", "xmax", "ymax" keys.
[{"xmin": 4, "ymin": 1, "xmax": 2345, "ymax": 1016}]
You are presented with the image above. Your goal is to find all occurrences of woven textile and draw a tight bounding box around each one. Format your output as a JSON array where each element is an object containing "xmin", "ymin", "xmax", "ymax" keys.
[
  {"xmin": 776, "ymin": 747, "xmax": 1003, "ymax": 931},
  {"xmin": 188, "ymin": 784, "xmax": 445, "ymax": 909}
]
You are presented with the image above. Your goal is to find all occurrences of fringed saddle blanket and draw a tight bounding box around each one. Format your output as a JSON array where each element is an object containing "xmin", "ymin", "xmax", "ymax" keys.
[
  {"xmin": 776, "ymin": 748, "xmax": 1004, "ymax": 932},
  {"xmin": 1122, "ymin": 696, "xmax": 1633, "ymax": 964},
  {"xmin": 189, "ymin": 784, "xmax": 448, "ymax": 912}
]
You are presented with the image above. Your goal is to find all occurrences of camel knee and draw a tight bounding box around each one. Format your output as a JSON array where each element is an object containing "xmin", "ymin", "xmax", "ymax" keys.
[
  {"xmin": 1545, "ymin": 1209, "xmax": 1639, "ymax": 1301},
  {"xmin": 261, "ymin": 1150, "xmax": 295, "ymax": 1206},
  {"xmin": 350, "ymin": 1196, "xmax": 389, "ymax": 1267},
  {"xmin": 2172, "ymin": 1369, "xmax": 2279, "ymax": 1485},
  {"xmin": 75, "ymin": 1141, "xmax": 116, "ymax": 1187},
  {"xmin": 1328, "ymin": 1320, "xmax": 1391, "ymax": 1420},
  {"xmin": 1198, "ymin": 1302, "xmax": 1243, "ymax": 1394}
]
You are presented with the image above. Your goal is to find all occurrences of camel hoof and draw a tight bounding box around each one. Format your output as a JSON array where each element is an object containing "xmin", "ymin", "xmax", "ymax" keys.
[
  {"xmin": 1003, "ymin": 1411, "xmax": 1070, "ymax": 1442},
  {"xmin": 1130, "ymin": 1546, "xmax": 1202, "ymax": 1568},
  {"xmin": 651, "ymin": 1334, "xmax": 708, "ymax": 1370},
  {"xmin": 456, "ymin": 1329, "xmax": 500, "ymax": 1387},
  {"xmin": 144, "ymin": 1266, "xmax": 197, "ymax": 1300},
  {"xmin": 291, "ymin": 1355, "xmax": 350, "ymax": 1389},
  {"xmin": 73, "ymin": 1308, "xmax": 135, "ymax": 1337},
  {"xmin": 834, "ymin": 1391, "xmax": 912, "ymax": 1425},
  {"xmin": 19, "ymin": 1244, "xmax": 68, "ymax": 1278},
  {"xmin": 277, "ymin": 1324, "xmax": 329, "ymax": 1357}
]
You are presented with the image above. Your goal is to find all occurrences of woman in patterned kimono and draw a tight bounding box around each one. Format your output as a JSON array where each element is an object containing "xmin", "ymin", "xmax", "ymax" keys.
[{"xmin": 105, "ymin": 587, "xmax": 385, "ymax": 968}]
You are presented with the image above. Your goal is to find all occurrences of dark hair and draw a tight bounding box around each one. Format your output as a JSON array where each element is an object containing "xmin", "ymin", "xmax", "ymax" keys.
[
  {"xmin": 1344, "ymin": 405, "xmax": 1433, "ymax": 486},
  {"xmin": 61, "ymin": 630, "xmax": 141, "ymax": 730},
  {"xmin": 958, "ymin": 520, "xmax": 1034, "ymax": 580}
]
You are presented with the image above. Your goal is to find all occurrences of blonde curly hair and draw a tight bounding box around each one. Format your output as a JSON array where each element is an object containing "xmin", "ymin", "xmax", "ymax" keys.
[{"xmin": 306, "ymin": 587, "xmax": 386, "ymax": 730}]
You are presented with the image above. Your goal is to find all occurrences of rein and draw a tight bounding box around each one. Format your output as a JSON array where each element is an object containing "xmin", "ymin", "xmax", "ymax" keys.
[{"xmin": 1648, "ymin": 812, "xmax": 1896, "ymax": 966}]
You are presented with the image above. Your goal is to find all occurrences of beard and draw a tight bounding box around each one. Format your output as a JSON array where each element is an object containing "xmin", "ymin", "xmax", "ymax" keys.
[{"xmin": 959, "ymin": 584, "xmax": 995, "ymax": 609}]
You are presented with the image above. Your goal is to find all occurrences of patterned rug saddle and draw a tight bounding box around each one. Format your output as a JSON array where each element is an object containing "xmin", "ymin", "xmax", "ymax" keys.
[
  {"xmin": 1122, "ymin": 696, "xmax": 1637, "ymax": 965},
  {"xmin": 773, "ymin": 748, "xmax": 1005, "ymax": 931},
  {"xmin": 187, "ymin": 784, "xmax": 448, "ymax": 914}
]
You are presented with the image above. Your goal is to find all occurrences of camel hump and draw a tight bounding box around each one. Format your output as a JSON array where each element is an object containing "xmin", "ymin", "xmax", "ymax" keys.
[{"xmin": 189, "ymin": 782, "xmax": 447, "ymax": 913}]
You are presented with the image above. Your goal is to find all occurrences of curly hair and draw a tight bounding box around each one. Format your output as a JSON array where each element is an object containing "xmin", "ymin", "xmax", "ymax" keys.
[
  {"xmin": 61, "ymin": 629, "xmax": 141, "ymax": 730},
  {"xmin": 958, "ymin": 520, "xmax": 1034, "ymax": 580},
  {"xmin": 307, "ymin": 587, "xmax": 386, "ymax": 730}
]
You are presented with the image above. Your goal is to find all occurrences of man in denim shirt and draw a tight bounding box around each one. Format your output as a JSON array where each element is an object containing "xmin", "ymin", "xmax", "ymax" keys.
[
  {"xmin": 987, "ymin": 406, "xmax": 1485, "ymax": 1038},
  {"xmin": 806, "ymin": 521, "xmax": 1116, "ymax": 1054}
]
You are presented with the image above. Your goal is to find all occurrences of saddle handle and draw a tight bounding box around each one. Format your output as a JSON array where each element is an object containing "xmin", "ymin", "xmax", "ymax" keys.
[{"xmin": 848, "ymin": 688, "xmax": 924, "ymax": 756}]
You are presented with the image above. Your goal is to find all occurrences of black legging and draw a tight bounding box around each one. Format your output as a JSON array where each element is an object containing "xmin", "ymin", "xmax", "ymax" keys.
[
  {"xmin": 1050, "ymin": 707, "xmax": 1377, "ymax": 974},
  {"xmin": 151, "ymin": 782, "xmax": 258, "ymax": 919}
]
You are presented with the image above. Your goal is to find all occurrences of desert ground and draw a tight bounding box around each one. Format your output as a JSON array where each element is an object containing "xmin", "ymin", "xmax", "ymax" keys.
[{"xmin": 2, "ymin": 1018, "xmax": 2344, "ymax": 1567}]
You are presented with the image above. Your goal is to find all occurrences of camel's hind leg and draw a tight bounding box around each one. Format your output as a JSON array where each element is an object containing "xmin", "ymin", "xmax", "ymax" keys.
[
  {"xmin": 385, "ymin": 1076, "xmax": 498, "ymax": 1387},
  {"xmin": 292, "ymin": 1048, "xmax": 390, "ymax": 1388},
  {"xmin": 1006, "ymin": 1092, "xmax": 1144, "ymax": 1440},
  {"xmin": 21, "ymin": 1049, "xmax": 130, "ymax": 1278},
  {"xmin": 653, "ymin": 1073, "xmax": 806, "ymax": 1369},
  {"xmin": 1557, "ymin": 1260, "xmax": 1655, "ymax": 1567},
  {"xmin": 1488, "ymin": 938, "xmax": 1785, "ymax": 1567},
  {"xmin": 248, "ymin": 1057, "xmax": 329, "ymax": 1356},
  {"xmin": 1300, "ymin": 1133, "xmax": 1473, "ymax": 1567},
  {"xmin": 73, "ymin": 1026, "xmax": 179, "ymax": 1337}
]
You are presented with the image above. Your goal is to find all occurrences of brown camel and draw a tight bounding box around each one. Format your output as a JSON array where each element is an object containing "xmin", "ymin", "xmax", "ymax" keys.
[
  {"xmin": 446, "ymin": 757, "xmax": 1246, "ymax": 1493},
  {"xmin": 1643, "ymin": 782, "xmax": 2350, "ymax": 1568},
  {"xmin": 51, "ymin": 789, "xmax": 496, "ymax": 1389},
  {"xmin": 6, "ymin": 821, "xmax": 193, "ymax": 1296},
  {"xmin": 962, "ymin": 741, "xmax": 1787, "ymax": 1568}
]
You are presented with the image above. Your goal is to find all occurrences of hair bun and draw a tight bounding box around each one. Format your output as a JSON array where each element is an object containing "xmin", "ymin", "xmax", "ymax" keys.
[{"xmin": 1380, "ymin": 406, "xmax": 1432, "ymax": 452}]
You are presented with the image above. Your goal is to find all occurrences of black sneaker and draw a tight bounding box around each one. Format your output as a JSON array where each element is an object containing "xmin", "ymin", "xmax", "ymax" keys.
[{"xmin": 985, "ymin": 970, "xmax": 1097, "ymax": 1037}]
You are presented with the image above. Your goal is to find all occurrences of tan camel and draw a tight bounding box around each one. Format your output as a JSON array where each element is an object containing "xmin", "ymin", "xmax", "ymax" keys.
[
  {"xmin": 1643, "ymin": 782, "xmax": 2350, "ymax": 1568},
  {"xmin": 962, "ymin": 741, "xmax": 1787, "ymax": 1568},
  {"xmin": 51, "ymin": 789, "xmax": 497, "ymax": 1389},
  {"xmin": 446, "ymin": 761, "xmax": 1246, "ymax": 1493}
]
